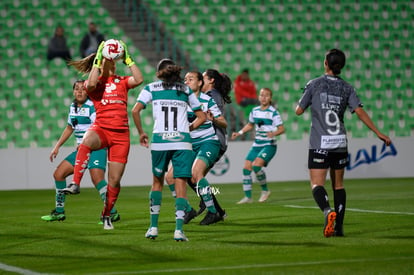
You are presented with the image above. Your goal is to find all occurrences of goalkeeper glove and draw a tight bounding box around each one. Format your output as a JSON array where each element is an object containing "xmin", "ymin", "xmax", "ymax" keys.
[
  {"xmin": 93, "ymin": 41, "xmax": 105, "ymax": 68},
  {"xmin": 120, "ymin": 40, "xmax": 135, "ymax": 67}
]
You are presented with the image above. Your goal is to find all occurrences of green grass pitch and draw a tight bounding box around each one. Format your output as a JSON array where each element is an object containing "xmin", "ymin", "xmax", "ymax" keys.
[{"xmin": 0, "ymin": 178, "xmax": 413, "ymax": 274}]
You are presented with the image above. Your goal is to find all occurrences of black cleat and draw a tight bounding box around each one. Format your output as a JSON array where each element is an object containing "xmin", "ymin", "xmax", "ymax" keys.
[
  {"xmin": 184, "ymin": 209, "xmax": 197, "ymax": 224},
  {"xmin": 199, "ymin": 211, "xmax": 222, "ymax": 225}
]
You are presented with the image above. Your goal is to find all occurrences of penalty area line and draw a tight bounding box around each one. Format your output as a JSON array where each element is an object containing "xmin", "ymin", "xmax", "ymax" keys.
[{"xmin": 284, "ymin": 205, "xmax": 414, "ymax": 215}]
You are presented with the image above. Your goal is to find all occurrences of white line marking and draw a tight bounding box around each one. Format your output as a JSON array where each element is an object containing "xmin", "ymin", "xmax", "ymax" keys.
[
  {"xmin": 98, "ymin": 256, "xmax": 414, "ymax": 274},
  {"xmin": 0, "ymin": 262, "xmax": 55, "ymax": 275},
  {"xmin": 284, "ymin": 205, "xmax": 414, "ymax": 215}
]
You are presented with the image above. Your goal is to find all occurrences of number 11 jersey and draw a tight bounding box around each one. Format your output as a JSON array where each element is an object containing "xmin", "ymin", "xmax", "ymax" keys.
[{"xmin": 137, "ymin": 81, "xmax": 202, "ymax": 151}]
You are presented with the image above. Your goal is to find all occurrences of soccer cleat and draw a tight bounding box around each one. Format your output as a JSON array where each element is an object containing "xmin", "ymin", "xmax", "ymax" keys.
[
  {"xmin": 110, "ymin": 211, "xmax": 121, "ymax": 222},
  {"xmin": 145, "ymin": 227, "xmax": 158, "ymax": 239},
  {"xmin": 174, "ymin": 230, "xmax": 188, "ymax": 242},
  {"xmin": 258, "ymin": 190, "xmax": 271, "ymax": 202},
  {"xmin": 103, "ymin": 216, "xmax": 114, "ymax": 230},
  {"xmin": 199, "ymin": 211, "xmax": 222, "ymax": 225},
  {"xmin": 99, "ymin": 211, "xmax": 121, "ymax": 224},
  {"xmin": 334, "ymin": 226, "xmax": 344, "ymax": 237},
  {"xmin": 62, "ymin": 183, "xmax": 80, "ymax": 195},
  {"xmin": 334, "ymin": 230, "xmax": 344, "ymax": 237},
  {"xmin": 323, "ymin": 210, "xmax": 337, "ymax": 237},
  {"xmin": 219, "ymin": 210, "xmax": 227, "ymax": 221},
  {"xmin": 236, "ymin": 197, "xmax": 253, "ymax": 204},
  {"xmin": 184, "ymin": 209, "xmax": 197, "ymax": 224},
  {"xmin": 41, "ymin": 209, "xmax": 65, "ymax": 222}
]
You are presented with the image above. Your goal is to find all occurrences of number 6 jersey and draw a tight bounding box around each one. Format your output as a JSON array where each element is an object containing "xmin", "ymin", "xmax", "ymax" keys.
[
  {"xmin": 298, "ymin": 74, "xmax": 363, "ymax": 152},
  {"xmin": 137, "ymin": 81, "xmax": 202, "ymax": 151}
]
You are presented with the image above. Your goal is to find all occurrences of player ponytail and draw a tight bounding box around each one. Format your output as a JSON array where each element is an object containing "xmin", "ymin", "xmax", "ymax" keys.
[
  {"xmin": 68, "ymin": 54, "xmax": 96, "ymax": 74},
  {"xmin": 205, "ymin": 69, "xmax": 232, "ymax": 104}
]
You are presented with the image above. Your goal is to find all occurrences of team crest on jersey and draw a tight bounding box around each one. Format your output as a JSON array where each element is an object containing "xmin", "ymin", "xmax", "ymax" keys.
[{"xmin": 105, "ymin": 83, "xmax": 116, "ymax": 93}]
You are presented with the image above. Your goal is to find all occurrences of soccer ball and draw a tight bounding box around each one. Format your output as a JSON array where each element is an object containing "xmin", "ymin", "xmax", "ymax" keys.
[{"xmin": 101, "ymin": 39, "xmax": 124, "ymax": 61}]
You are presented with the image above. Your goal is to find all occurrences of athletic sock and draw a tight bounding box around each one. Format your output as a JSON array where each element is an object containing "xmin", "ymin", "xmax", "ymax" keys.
[
  {"xmin": 94, "ymin": 180, "xmax": 117, "ymax": 215},
  {"xmin": 197, "ymin": 178, "xmax": 216, "ymax": 213},
  {"xmin": 334, "ymin": 188, "xmax": 346, "ymax": 232},
  {"xmin": 168, "ymin": 183, "xmax": 176, "ymax": 198},
  {"xmin": 149, "ymin": 190, "xmax": 162, "ymax": 228},
  {"xmin": 212, "ymin": 194, "xmax": 225, "ymax": 217},
  {"xmin": 312, "ymin": 185, "xmax": 331, "ymax": 214},
  {"xmin": 175, "ymin": 197, "xmax": 187, "ymax": 231},
  {"xmin": 187, "ymin": 178, "xmax": 197, "ymax": 194},
  {"xmin": 242, "ymin": 169, "xmax": 252, "ymax": 198},
  {"xmin": 72, "ymin": 144, "xmax": 91, "ymax": 185},
  {"xmin": 55, "ymin": 180, "xmax": 66, "ymax": 213},
  {"xmin": 185, "ymin": 200, "xmax": 193, "ymax": 213},
  {"xmin": 95, "ymin": 180, "xmax": 107, "ymax": 201},
  {"xmin": 102, "ymin": 185, "xmax": 120, "ymax": 217},
  {"xmin": 253, "ymin": 165, "xmax": 268, "ymax": 191}
]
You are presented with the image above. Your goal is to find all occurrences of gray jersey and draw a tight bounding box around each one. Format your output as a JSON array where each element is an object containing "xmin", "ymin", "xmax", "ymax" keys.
[
  {"xmin": 206, "ymin": 88, "xmax": 227, "ymax": 152},
  {"xmin": 298, "ymin": 75, "xmax": 362, "ymax": 152}
]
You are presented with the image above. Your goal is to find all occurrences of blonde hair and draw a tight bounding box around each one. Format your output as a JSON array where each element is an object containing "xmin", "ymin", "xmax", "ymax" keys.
[{"xmin": 67, "ymin": 54, "xmax": 96, "ymax": 74}]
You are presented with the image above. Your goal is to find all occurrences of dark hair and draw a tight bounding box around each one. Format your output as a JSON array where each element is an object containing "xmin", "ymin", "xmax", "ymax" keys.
[
  {"xmin": 186, "ymin": 71, "xmax": 204, "ymax": 91},
  {"xmin": 156, "ymin": 58, "xmax": 183, "ymax": 84},
  {"xmin": 72, "ymin": 79, "xmax": 85, "ymax": 113},
  {"xmin": 325, "ymin": 48, "xmax": 346, "ymax": 75},
  {"xmin": 205, "ymin": 69, "xmax": 232, "ymax": 104}
]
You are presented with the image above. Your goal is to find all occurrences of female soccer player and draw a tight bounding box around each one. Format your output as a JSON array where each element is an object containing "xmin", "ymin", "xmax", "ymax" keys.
[
  {"xmin": 132, "ymin": 59, "xmax": 206, "ymax": 241},
  {"xmin": 232, "ymin": 88, "xmax": 285, "ymax": 204},
  {"xmin": 63, "ymin": 40, "xmax": 144, "ymax": 230},
  {"xmin": 192, "ymin": 69, "xmax": 232, "ymax": 217},
  {"xmin": 295, "ymin": 49, "xmax": 391, "ymax": 237},
  {"xmin": 42, "ymin": 80, "xmax": 119, "ymax": 222},
  {"xmin": 165, "ymin": 71, "xmax": 228, "ymax": 226}
]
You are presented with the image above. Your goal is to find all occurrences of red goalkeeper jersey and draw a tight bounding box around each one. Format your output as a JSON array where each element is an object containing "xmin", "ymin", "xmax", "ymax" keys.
[{"xmin": 86, "ymin": 75, "xmax": 131, "ymax": 130}]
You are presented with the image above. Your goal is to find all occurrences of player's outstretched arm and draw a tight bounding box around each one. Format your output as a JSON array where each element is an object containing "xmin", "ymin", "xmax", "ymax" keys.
[{"xmin": 354, "ymin": 107, "xmax": 392, "ymax": 146}]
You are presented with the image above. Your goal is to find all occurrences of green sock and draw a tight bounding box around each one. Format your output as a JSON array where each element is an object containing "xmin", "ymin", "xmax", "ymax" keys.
[
  {"xmin": 253, "ymin": 166, "xmax": 268, "ymax": 191},
  {"xmin": 95, "ymin": 180, "xmax": 117, "ymax": 214},
  {"xmin": 185, "ymin": 200, "xmax": 193, "ymax": 213},
  {"xmin": 149, "ymin": 191, "xmax": 162, "ymax": 228},
  {"xmin": 242, "ymin": 169, "xmax": 252, "ymax": 198},
  {"xmin": 197, "ymin": 178, "xmax": 216, "ymax": 213},
  {"xmin": 168, "ymin": 183, "xmax": 176, "ymax": 198},
  {"xmin": 175, "ymin": 197, "xmax": 187, "ymax": 231},
  {"xmin": 55, "ymin": 180, "xmax": 66, "ymax": 213}
]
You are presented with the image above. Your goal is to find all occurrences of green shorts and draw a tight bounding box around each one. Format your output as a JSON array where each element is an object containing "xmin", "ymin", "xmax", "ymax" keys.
[
  {"xmin": 65, "ymin": 148, "xmax": 107, "ymax": 170},
  {"xmin": 193, "ymin": 139, "xmax": 221, "ymax": 168},
  {"xmin": 151, "ymin": 149, "xmax": 194, "ymax": 178},
  {"xmin": 246, "ymin": 145, "xmax": 277, "ymax": 166}
]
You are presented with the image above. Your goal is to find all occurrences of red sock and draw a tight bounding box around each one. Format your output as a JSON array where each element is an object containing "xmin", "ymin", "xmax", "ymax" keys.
[
  {"xmin": 103, "ymin": 185, "xmax": 120, "ymax": 217},
  {"xmin": 73, "ymin": 144, "xmax": 91, "ymax": 185}
]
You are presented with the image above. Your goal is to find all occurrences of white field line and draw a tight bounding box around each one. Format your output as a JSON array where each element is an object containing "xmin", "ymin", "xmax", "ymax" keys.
[
  {"xmin": 0, "ymin": 262, "xmax": 56, "ymax": 275},
  {"xmin": 284, "ymin": 205, "xmax": 414, "ymax": 215}
]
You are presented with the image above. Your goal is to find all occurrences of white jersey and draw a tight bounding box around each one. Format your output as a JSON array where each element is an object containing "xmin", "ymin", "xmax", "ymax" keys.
[
  {"xmin": 67, "ymin": 99, "xmax": 95, "ymax": 144},
  {"xmin": 187, "ymin": 92, "xmax": 221, "ymax": 144},
  {"xmin": 249, "ymin": 105, "xmax": 283, "ymax": 147},
  {"xmin": 137, "ymin": 81, "xmax": 202, "ymax": 151}
]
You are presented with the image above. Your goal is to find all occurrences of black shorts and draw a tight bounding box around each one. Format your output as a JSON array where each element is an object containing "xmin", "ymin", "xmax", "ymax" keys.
[{"xmin": 308, "ymin": 149, "xmax": 348, "ymax": 169}]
